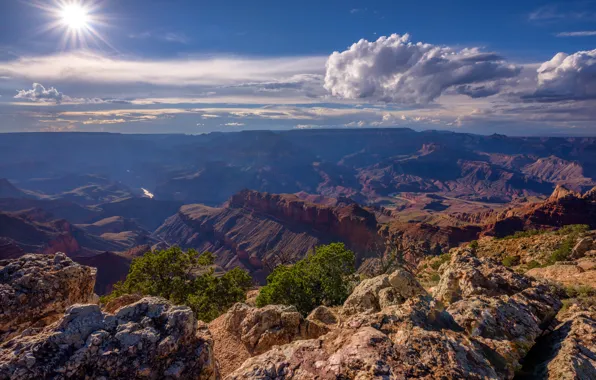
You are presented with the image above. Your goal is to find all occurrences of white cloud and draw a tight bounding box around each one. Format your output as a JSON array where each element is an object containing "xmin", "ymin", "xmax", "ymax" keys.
[
  {"xmin": 556, "ymin": 31, "xmax": 596, "ymax": 37},
  {"xmin": 0, "ymin": 52, "xmax": 326, "ymax": 86},
  {"xmin": 14, "ymin": 83, "xmax": 65, "ymax": 103},
  {"xmin": 532, "ymin": 50, "xmax": 596, "ymax": 101},
  {"xmin": 223, "ymin": 122, "xmax": 245, "ymax": 126},
  {"xmin": 324, "ymin": 34, "xmax": 520, "ymax": 105}
]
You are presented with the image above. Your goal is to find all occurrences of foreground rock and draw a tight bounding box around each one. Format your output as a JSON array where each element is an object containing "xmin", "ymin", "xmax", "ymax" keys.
[
  {"xmin": 210, "ymin": 303, "xmax": 331, "ymax": 377},
  {"xmin": 228, "ymin": 250, "xmax": 562, "ymax": 379},
  {"xmin": 223, "ymin": 303, "xmax": 328, "ymax": 355},
  {"xmin": 0, "ymin": 297, "xmax": 218, "ymax": 380},
  {"xmin": 0, "ymin": 253, "xmax": 97, "ymax": 340},
  {"xmin": 342, "ymin": 268, "xmax": 427, "ymax": 315},
  {"xmin": 518, "ymin": 304, "xmax": 596, "ymax": 379}
]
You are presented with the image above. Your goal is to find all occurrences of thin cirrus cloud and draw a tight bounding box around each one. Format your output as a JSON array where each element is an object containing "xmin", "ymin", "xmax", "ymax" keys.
[
  {"xmin": 324, "ymin": 34, "xmax": 521, "ymax": 105},
  {"xmin": 129, "ymin": 31, "xmax": 191, "ymax": 44},
  {"xmin": 529, "ymin": 5, "xmax": 595, "ymax": 21},
  {"xmin": 556, "ymin": 31, "xmax": 596, "ymax": 37},
  {"xmin": 0, "ymin": 52, "xmax": 327, "ymax": 87}
]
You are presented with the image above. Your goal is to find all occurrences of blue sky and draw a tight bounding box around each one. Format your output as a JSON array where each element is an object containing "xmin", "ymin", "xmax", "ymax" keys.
[{"xmin": 0, "ymin": 0, "xmax": 596, "ymax": 135}]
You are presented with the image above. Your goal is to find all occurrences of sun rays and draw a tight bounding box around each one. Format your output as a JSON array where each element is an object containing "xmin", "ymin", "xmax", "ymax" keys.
[{"xmin": 26, "ymin": 0, "xmax": 112, "ymax": 50}]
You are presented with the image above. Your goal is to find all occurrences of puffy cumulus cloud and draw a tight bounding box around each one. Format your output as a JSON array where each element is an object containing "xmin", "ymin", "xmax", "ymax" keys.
[
  {"xmin": 531, "ymin": 50, "xmax": 596, "ymax": 101},
  {"xmin": 324, "ymin": 33, "xmax": 520, "ymax": 105},
  {"xmin": 15, "ymin": 83, "xmax": 65, "ymax": 103},
  {"xmin": 13, "ymin": 83, "xmax": 134, "ymax": 106}
]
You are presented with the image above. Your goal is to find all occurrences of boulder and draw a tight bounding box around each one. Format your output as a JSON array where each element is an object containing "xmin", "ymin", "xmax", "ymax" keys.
[
  {"xmin": 433, "ymin": 248, "xmax": 532, "ymax": 304},
  {"xmin": 0, "ymin": 253, "xmax": 97, "ymax": 340},
  {"xmin": 342, "ymin": 274, "xmax": 390, "ymax": 314},
  {"xmin": 223, "ymin": 303, "xmax": 326, "ymax": 355},
  {"xmin": 519, "ymin": 304, "xmax": 596, "ymax": 379},
  {"xmin": 571, "ymin": 237, "xmax": 594, "ymax": 259},
  {"xmin": 343, "ymin": 268, "xmax": 426, "ymax": 315},
  {"xmin": 0, "ymin": 297, "xmax": 218, "ymax": 380},
  {"xmin": 306, "ymin": 306, "xmax": 338, "ymax": 326}
]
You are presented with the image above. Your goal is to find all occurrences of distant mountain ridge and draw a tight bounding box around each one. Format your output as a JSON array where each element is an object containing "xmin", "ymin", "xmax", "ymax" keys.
[{"xmin": 1, "ymin": 130, "xmax": 596, "ymax": 206}]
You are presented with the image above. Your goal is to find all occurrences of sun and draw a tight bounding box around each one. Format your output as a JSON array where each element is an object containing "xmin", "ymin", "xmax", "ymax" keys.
[
  {"xmin": 27, "ymin": 0, "xmax": 112, "ymax": 49},
  {"xmin": 60, "ymin": 4, "xmax": 90, "ymax": 30}
]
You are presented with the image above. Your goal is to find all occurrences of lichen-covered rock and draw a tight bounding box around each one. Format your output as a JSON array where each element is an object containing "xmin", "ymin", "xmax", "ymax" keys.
[
  {"xmin": 519, "ymin": 304, "xmax": 596, "ymax": 379},
  {"xmin": 228, "ymin": 250, "xmax": 563, "ymax": 379},
  {"xmin": 227, "ymin": 297, "xmax": 500, "ymax": 380},
  {"xmin": 343, "ymin": 268, "xmax": 426, "ymax": 315},
  {"xmin": 433, "ymin": 248, "xmax": 532, "ymax": 304},
  {"xmin": 223, "ymin": 303, "xmax": 326, "ymax": 355},
  {"xmin": 544, "ymin": 307, "xmax": 596, "ymax": 379},
  {"xmin": 0, "ymin": 297, "xmax": 218, "ymax": 380},
  {"xmin": 306, "ymin": 306, "xmax": 338, "ymax": 326},
  {"xmin": 0, "ymin": 253, "xmax": 97, "ymax": 340}
]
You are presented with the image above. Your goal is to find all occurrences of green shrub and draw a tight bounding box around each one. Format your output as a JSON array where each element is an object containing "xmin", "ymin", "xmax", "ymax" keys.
[
  {"xmin": 430, "ymin": 253, "xmax": 451, "ymax": 271},
  {"xmin": 104, "ymin": 246, "xmax": 252, "ymax": 322},
  {"xmin": 469, "ymin": 240, "xmax": 479, "ymax": 250},
  {"xmin": 256, "ymin": 243, "xmax": 355, "ymax": 315},
  {"xmin": 430, "ymin": 273, "xmax": 441, "ymax": 283},
  {"xmin": 555, "ymin": 224, "xmax": 590, "ymax": 236},
  {"xmin": 526, "ymin": 260, "xmax": 541, "ymax": 270},
  {"xmin": 546, "ymin": 224, "xmax": 590, "ymax": 265},
  {"xmin": 502, "ymin": 255, "xmax": 521, "ymax": 267},
  {"xmin": 500, "ymin": 229, "xmax": 545, "ymax": 240},
  {"xmin": 565, "ymin": 285, "xmax": 596, "ymax": 298}
]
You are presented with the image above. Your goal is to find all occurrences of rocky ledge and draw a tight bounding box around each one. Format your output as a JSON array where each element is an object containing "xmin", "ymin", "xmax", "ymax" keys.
[
  {"xmin": 227, "ymin": 249, "xmax": 572, "ymax": 379},
  {"xmin": 0, "ymin": 253, "xmax": 97, "ymax": 340},
  {"xmin": 1, "ymin": 250, "xmax": 594, "ymax": 379},
  {"xmin": 0, "ymin": 297, "xmax": 217, "ymax": 379}
]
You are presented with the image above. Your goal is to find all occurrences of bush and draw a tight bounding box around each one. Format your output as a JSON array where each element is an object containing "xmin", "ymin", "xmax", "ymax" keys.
[
  {"xmin": 526, "ymin": 260, "xmax": 541, "ymax": 270},
  {"xmin": 430, "ymin": 273, "xmax": 441, "ymax": 283},
  {"xmin": 565, "ymin": 285, "xmax": 596, "ymax": 298},
  {"xmin": 104, "ymin": 246, "xmax": 252, "ymax": 322},
  {"xmin": 555, "ymin": 224, "xmax": 590, "ymax": 236},
  {"xmin": 430, "ymin": 253, "xmax": 451, "ymax": 271},
  {"xmin": 502, "ymin": 255, "xmax": 521, "ymax": 267},
  {"xmin": 469, "ymin": 240, "xmax": 479, "ymax": 250},
  {"xmin": 256, "ymin": 243, "xmax": 355, "ymax": 315},
  {"xmin": 500, "ymin": 229, "xmax": 546, "ymax": 240},
  {"xmin": 544, "ymin": 224, "xmax": 590, "ymax": 265}
]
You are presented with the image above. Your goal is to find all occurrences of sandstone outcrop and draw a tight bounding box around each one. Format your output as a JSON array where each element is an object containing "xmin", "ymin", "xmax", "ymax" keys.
[
  {"xmin": 519, "ymin": 304, "xmax": 596, "ymax": 379},
  {"xmin": 0, "ymin": 253, "xmax": 97, "ymax": 340},
  {"xmin": 482, "ymin": 186, "xmax": 596, "ymax": 238},
  {"xmin": 433, "ymin": 248, "xmax": 533, "ymax": 304},
  {"xmin": 222, "ymin": 303, "xmax": 327, "ymax": 355},
  {"xmin": 155, "ymin": 190, "xmax": 384, "ymax": 282},
  {"xmin": 228, "ymin": 250, "xmax": 562, "ymax": 379},
  {"xmin": 527, "ymin": 262, "xmax": 596, "ymax": 288},
  {"xmin": 210, "ymin": 303, "xmax": 332, "ymax": 377},
  {"xmin": 0, "ymin": 297, "xmax": 218, "ymax": 380},
  {"xmin": 342, "ymin": 268, "xmax": 427, "ymax": 315}
]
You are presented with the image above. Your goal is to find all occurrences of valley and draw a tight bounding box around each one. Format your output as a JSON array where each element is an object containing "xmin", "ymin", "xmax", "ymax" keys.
[{"xmin": 1, "ymin": 129, "xmax": 596, "ymax": 294}]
